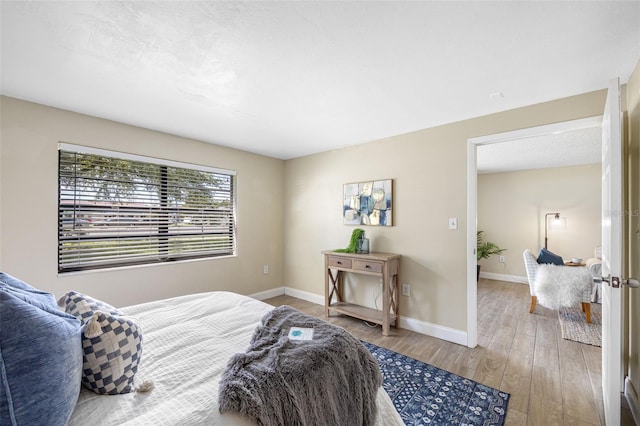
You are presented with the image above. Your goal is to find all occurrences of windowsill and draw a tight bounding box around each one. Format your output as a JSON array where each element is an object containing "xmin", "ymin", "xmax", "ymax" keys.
[{"xmin": 57, "ymin": 253, "xmax": 238, "ymax": 277}]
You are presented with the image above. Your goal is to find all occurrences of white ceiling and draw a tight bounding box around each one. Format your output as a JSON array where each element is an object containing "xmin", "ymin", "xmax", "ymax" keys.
[
  {"xmin": 477, "ymin": 125, "xmax": 603, "ymax": 174},
  {"xmin": 1, "ymin": 1, "xmax": 638, "ymax": 160}
]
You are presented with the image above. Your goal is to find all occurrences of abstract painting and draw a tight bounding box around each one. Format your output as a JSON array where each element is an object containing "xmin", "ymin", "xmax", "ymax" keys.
[{"xmin": 342, "ymin": 179, "xmax": 392, "ymax": 226}]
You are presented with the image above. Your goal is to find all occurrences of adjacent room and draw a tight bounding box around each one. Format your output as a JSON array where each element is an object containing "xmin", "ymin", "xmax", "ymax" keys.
[
  {"xmin": 1, "ymin": 2, "xmax": 639, "ymax": 426},
  {"xmin": 474, "ymin": 119, "xmax": 606, "ymax": 423}
]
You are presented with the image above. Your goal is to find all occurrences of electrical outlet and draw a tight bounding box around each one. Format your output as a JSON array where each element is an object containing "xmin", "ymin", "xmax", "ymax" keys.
[
  {"xmin": 263, "ymin": 265, "xmax": 269, "ymax": 274},
  {"xmin": 402, "ymin": 283, "xmax": 410, "ymax": 296},
  {"xmin": 499, "ymin": 255, "xmax": 505, "ymax": 263}
]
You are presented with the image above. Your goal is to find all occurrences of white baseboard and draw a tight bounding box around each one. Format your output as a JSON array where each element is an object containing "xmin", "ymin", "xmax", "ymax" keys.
[
  {"xmin": 274, "ymin": 286, "xmax": 468, "ymax": 346},
  {"xmin": 398, "ymin": 316, "xmax": 468, "ymax": 346},
  {"xmin": 249, "ymin": 286, "xmax": 285, "ymax": 301},
  {"xmin": 479, "ymin": 271, "xmax": 528, "ymax": 284},
  {"xmin": 283, "ymin": 287, "xmax": 325, "ymax": 305},
  {"xmin": 625, "ymin": 377, "xmax": 639, "ymax": 425}
]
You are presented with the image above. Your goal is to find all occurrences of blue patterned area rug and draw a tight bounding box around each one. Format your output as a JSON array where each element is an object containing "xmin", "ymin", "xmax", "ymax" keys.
[{"xmin": 362, "ymin": 341, "xmax": 510, "ymax": 426}]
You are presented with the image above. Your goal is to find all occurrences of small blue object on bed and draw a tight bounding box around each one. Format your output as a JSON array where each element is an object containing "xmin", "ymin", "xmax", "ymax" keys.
[{"xmin": 0, "ymin": 272, "xmax": 83, "ymax": 426}]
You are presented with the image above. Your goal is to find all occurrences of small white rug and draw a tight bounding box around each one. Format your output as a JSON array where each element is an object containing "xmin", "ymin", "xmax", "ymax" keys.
[{"xmin": 558, "ymin": 303, "xmax": 602, "ymax": 347}]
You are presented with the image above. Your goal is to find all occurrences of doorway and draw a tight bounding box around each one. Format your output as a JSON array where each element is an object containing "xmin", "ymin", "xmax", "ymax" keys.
[
  {"xmin": 465, "ymin": 115, "xmax": 602, "ymax": 347},
  {"xmin": 466, "ymin": 116, "xmax": 606, "ymax": 422}
]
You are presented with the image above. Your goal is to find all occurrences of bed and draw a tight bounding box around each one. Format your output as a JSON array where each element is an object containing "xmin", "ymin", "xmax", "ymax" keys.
[{"xmin": 66, "ymin": 291, "xmax": 404, "ymax": 425}]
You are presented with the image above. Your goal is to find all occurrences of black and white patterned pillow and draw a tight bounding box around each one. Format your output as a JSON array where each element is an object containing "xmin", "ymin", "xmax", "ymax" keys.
[
  {"xmin": 57, "ymin": 291, "xmax": 121, "ymax": 322},
  {"xmin": 58, "ymin": 291, "xmax": 146, "ymax": 395},
  {"xmin": 81, "ymin": 311, "xmax": 143, "ymax": 394}
]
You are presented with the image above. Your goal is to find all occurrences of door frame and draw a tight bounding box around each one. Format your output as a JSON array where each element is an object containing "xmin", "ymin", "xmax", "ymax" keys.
[
  {"xmin": 465, "ymin": 115, "xmax": 603, "ymax": 348},
  {"xmin": 601, "ymin": 77, "xmax": 624, "ymax": 426}
]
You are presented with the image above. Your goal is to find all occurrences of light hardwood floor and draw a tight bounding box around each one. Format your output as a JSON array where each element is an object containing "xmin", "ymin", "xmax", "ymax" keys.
[{"xmin": 264, "ymin": 278, "xmax": 617, "ymax": 426}]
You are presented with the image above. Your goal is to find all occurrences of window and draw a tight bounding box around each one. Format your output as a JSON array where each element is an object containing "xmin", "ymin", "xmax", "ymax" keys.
[{"xmin": 58, "ymin": 143, "xmax": 236, "ymax": 273}]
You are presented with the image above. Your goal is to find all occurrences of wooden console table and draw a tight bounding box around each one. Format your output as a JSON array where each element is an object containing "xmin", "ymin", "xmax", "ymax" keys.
[{"xmin": 323, "ymin": 250, "xmax": 400, "ymax": 336}]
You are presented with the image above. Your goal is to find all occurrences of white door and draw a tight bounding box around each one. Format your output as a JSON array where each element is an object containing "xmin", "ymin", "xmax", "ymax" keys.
[{"xmin": 601, "ymin": 77, "xmax": 623, "ymax": 425}]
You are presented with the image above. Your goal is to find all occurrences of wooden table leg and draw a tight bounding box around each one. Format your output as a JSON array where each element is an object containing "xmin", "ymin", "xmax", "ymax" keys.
[{"xmin": 382, "ymin": 264, "xmax": 390, "ymax": 336}]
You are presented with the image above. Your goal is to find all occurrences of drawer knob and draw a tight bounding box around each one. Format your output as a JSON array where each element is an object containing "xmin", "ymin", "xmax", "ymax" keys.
[
  {"xmin": 337, "ymin": 261, "xmax": 342, "ymax": 265},
  {"xmin": 365, "ymin": 265, "xmax": 371, "ymax": 269}
]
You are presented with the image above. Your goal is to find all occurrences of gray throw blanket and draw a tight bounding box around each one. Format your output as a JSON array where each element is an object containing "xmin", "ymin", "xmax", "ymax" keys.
[{"xmin": 218, "ymin": 305, "xmax": 382, "ymax": 426}]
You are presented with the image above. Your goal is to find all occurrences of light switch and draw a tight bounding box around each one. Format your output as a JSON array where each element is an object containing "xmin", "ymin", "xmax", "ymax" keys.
[{"xmin": 448, "ymin": 218, "xmax": 457, "ymax": 229}]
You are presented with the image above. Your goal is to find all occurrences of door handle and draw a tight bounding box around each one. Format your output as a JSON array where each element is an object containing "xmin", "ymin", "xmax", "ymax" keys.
[
  {"xmin": 602, "ymin": 276, "xmax": 640, "ymax": 288},
  {"xmin": 625, "ymin": 278, "xmax": 640, "ymax": 288}
]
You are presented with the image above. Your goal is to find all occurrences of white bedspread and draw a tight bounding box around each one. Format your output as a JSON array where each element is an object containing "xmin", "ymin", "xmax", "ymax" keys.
[{"xmin": 68, "ymin": 291, "xmax": 403, "ymax": 425}]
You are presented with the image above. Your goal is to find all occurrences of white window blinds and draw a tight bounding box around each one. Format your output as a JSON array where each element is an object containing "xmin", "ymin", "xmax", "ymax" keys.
[{"xmin": 58, "ymin": 144, "xmax": 236, "ymax": 272}]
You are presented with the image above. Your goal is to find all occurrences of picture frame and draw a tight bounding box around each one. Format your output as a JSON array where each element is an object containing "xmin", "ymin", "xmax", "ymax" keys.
[{"xmin": 342, "ymin": 179, "xmax": 393, "ymax": 226}]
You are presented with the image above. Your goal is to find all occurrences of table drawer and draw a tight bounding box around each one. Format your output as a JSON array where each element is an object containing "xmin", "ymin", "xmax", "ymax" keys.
[
  {"xmin": 353, "ymin": 260, "xmax": 382, "ymax": 273},
  {"xmin": 328, "ymin": 256, "xmax": 352, "ymax": 269}
]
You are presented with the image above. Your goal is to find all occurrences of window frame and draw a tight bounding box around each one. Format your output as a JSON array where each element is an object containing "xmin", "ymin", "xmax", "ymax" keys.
[{"xmin": 57, "ymin": 143, "xmax": 237, "ymax": 273}]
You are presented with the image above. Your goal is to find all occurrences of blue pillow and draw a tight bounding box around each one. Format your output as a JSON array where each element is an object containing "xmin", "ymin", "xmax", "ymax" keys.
[
  {"xmin": 537, "ymin": 248, "xmax": 564, "ymax": 265},
  {"xmin": 0, "ymin": 273, "xmax": 82, "ymax": 426},
  {"xmin": 0, "ymin": 272, "xmax": 56, "ymax": 307}
]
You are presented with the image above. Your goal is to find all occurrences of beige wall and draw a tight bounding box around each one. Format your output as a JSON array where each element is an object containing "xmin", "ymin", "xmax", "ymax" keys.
[
  {"xmin": 283, "ymin": 90, "xmax": 607, "ymax": 333},
  {"xmin": 478, "ymin": 165, "xmax": 602, "ymax": 278},
  {"xmin": 626, "ymin": 60, "xmax": 640, "ymax": 418},
  {"xmin": 0, "ymin": 96, "xmax": 285, "ymax": 307},
  {"xmin": 0, "ymin": 89, "xmax": 614, "ymax": 338}
]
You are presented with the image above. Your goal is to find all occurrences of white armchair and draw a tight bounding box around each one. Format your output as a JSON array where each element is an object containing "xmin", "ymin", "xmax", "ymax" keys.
[
  {"xmin": 585, "ymin": 246, "xmax": 602, "ymax": 303},
  {"xmin": 523, "ymin": 249, "xmax": 540, "ymax": 314},
  {"xmin": 523, "ymin": 249, "xmax": 593, "ymax": 322}
]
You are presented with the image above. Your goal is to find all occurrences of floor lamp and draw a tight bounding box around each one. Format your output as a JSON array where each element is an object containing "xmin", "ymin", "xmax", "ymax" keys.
[{"xmin": 544, "ymin": 212, "xmax": 560, "ymax": 250}]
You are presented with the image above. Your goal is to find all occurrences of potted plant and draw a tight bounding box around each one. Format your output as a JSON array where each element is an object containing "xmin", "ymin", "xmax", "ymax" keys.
[{"xmin": 476, "ymin": 230, "xmax": 506, "ymax": 281}]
